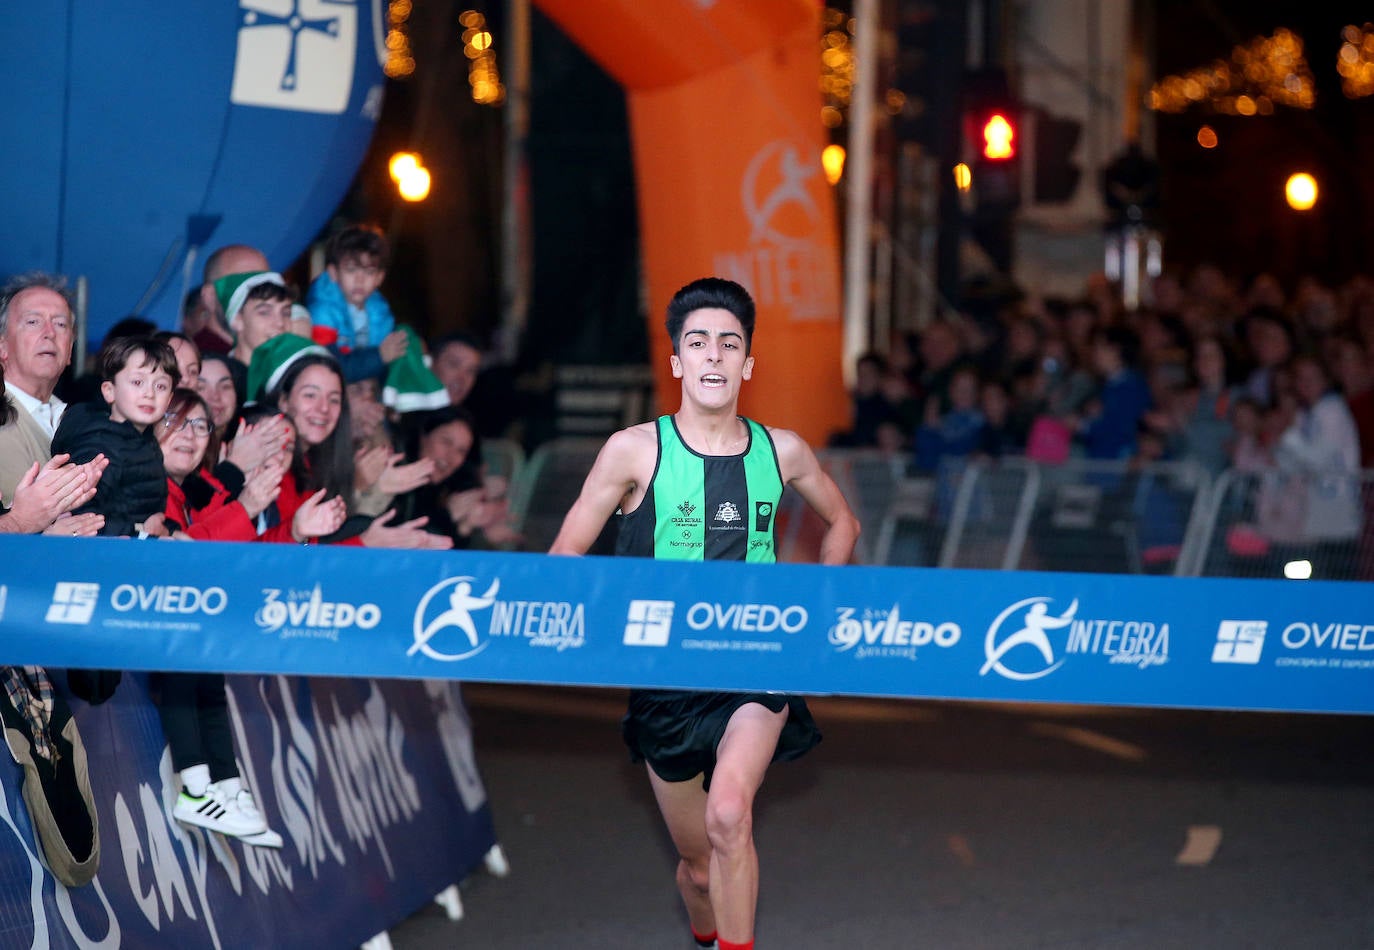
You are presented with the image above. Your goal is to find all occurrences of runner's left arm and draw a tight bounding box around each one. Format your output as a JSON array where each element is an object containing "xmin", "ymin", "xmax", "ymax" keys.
[{"xmin": 772, "ymin": 428, "xmax": 860, "ymax": 566}]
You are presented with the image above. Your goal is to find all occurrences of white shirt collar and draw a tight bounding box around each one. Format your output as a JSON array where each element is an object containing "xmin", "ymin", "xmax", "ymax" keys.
[{"xmin": 4, "ymin": 380, "xmax": 66, "ymax": 439}]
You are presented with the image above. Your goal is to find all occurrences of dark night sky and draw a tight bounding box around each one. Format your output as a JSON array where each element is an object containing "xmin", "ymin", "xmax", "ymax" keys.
[
  {"xmin": 1152, "ymin": 1, "xmax": 1374, "ymax": 286},
  {"xmin": 357, "ymin": 2, "xmax": 1374, "ymax": 355}
]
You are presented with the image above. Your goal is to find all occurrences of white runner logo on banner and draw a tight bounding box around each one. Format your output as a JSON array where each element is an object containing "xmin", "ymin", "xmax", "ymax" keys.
[
  {"xmin": 981, "ymin": 597, "xmax": 1078, "ymax": 681},
  {"xmin": 714, "ymin": 140, "xmax": 840, "ymax": 321},
  {"xmin": 411, "ymin": 577, "xmax": 501, "ymax": 661}
]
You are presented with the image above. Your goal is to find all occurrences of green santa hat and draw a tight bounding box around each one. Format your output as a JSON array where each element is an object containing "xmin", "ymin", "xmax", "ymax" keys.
[
  {"xmin": 382, "ymin": 325, "xmax": 451, "ymax": 413},
  {"xmin": 247, "ymin": 333, "xmax": 331, "ymax": 404},
  {"xmin": 214, "ymin": 271, "xmax": 289, "ymax": 327}
]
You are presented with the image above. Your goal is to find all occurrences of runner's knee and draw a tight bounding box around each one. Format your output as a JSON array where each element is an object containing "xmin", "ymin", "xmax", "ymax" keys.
[
  {"xmin": 704, "ymin": 787, "xmax": 752, "ymax": 852},
  {"xmin": 678, "ymin": 856, "xmax": 711, "ymax": 895}
]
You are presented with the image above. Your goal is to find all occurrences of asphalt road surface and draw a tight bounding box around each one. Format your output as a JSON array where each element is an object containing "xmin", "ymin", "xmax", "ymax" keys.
[{"xmin": 390, "ymin": 684, "xmax": 1374, "ymax": 949}]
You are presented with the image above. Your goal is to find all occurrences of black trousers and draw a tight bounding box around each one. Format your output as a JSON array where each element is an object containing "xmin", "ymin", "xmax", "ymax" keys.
[{"xmin": 151, "ymin": 672, "xmax": 238, "ymax": 782}]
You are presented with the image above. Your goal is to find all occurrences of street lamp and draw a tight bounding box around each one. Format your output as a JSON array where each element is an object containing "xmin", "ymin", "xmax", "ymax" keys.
[
  {"xmin": 1285, "ymin": 172, "xmax": 1317, "ymax": 211},
  {"xmin": 398, "ymin": 166, "xmax": 431, "ymax": 202},
  {"xmin": 821, "ymin": 144, "xmax": 845, "ymax": 185},
  {"xmin": 389, "ymin": 151, "xmax": 431, "ymax": 202},
  {"xmin": 389, "ymin": 151, "xmax": 420, "ymax": 181}
]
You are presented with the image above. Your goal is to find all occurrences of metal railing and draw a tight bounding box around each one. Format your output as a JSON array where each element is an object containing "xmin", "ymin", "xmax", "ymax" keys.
[
  {"xmin": 507, "ymin": 437, "xmax": 606, "ymax": 553},
  {"xmin": 854, "ymin": 455, "xmax": 1210, "ymax": 575},
  {"xmin": 502, "ymin": 442, "xmax": 1373, "ymax": 580},
  {"xmin": 1187, "ymin": 467, "xmax": 1372, "ymax": 581}
]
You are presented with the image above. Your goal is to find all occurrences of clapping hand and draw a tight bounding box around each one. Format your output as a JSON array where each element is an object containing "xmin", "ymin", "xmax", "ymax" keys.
[
  {"xmin": 292, "ymin": 489, "xmax": 348, "ymax": 542},
  {"xmin": 360, "ymin": 509, "xmax": 453, "ymax": 550},
  {"xmin": 5, "ymin": 453, "xmax": 106, "ymax": 533},
  {"xmin": 226, "ymin": 415, "xmax": 291, "ymax": 472},
  {"xmin": 237, "ymin": 456, "xmax": 288, "ymax": 519},
  {"xmin": 41, "ymin": 511, "xmax": 105, "ymax": 538},
  {"xmin": 377, "ymin": 454, "xmax": 435, "ymax": 495},
  {"xmin": 353, "ymin": 444, "xmax": 390, "ymax": 494}
]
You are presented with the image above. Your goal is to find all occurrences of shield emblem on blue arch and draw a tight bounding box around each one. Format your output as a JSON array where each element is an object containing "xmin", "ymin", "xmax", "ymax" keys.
[
  {"xmin": 232, "ymin": 0, "xmax": 363, "ymax": 115},
  {"xmin": 0, "ymin": 0, "xmax": 388, "ymax": 341}
]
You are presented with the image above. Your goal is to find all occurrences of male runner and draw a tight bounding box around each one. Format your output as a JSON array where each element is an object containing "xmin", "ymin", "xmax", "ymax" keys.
[{"xmin": 550, "ymin": 277, "xmax": 860, "ymax": 950}]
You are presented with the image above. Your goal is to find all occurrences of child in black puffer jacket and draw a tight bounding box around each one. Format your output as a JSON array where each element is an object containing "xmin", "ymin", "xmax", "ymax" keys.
[{"xmin": 52, "ymin": 336, "xmax": 178, "ymax": 537}]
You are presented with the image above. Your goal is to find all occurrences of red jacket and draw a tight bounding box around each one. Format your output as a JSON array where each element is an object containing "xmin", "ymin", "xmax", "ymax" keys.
[
  {"xmin": 164, "ymin": 472, "xmax": 257, "ymax": 542},
  {"xmin": 260, "ymin": 470, "xmax": 363, "ymax": 546}
]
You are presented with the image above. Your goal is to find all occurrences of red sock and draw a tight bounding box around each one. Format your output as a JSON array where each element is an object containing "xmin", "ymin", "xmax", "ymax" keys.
[
  {"xmin": 691, "ymin": 927, "xmax": 717, "ymax": 948},
  {"xmin": 718, "ymin": 939, "xmax": 754, "ymax": 950}
]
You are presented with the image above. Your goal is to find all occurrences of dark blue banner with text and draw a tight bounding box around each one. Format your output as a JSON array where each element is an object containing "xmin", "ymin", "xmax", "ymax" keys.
[{"xmin": 0, "ymin": 673, "xmax": 496, "ymax": 949}]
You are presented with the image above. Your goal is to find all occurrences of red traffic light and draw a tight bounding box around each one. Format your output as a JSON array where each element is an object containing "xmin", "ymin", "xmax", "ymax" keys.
[{"xmin": 982, "ymin": 113, "xmax": 1016, "ymax": 160}]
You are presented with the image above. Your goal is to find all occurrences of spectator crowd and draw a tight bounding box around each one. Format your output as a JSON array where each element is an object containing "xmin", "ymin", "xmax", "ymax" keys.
[
  {"xmin": 829, "ymin": 266, "xmax": 1372, "ymax": 578},
  {"xmin": 0, "ymin": 224, "xmax": 521, "ymax": 862}
]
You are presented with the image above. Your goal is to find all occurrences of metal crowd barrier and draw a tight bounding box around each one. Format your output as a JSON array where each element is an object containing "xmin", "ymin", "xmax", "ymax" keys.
[
  {"xmin": 798, "ymin": 452, "xmax": 1212, "ymax": 575},
  {"xmin": 500, "ymin": 442, "xmax": 1372, "ymax": 580},
  {"xmin": 480, "ymin": 436, "xmax": 527, "ymax": 485},
  {"xmin": 1188, "ymin": 467, "xmax": 1374, "ymax": 581},
  {"xmin": 507, "ymin": 437, "xmax": 608, "ymax": 553}
]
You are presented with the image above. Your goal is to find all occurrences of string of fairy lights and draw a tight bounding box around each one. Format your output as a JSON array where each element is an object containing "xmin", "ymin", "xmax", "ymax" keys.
[
  {"xmin": 378, "ymin": 9, "xmax": 1368, "ymax": 203},
  {"xmin": 385, "ymin": 11, "xmax": 1370, "ymax": 117},
  {"xmin": 1150, "ymin": 23, "xmax": 1374, "ymax": 115},
  {"xmin": 383, "ymin": 3, "xmax": 504, "ymax": 105},
  {"xmin": 461, "ymin": 10, "xmax": 506, "ymax": 105},
  {"xmin": 383, "ymin": 0, "xmax": 415, "ymax": 79},
  {"xmin": 1149, "ymin": 28, "xmax": 1314, "ymax": 116},
  {"xmin": 1338, "ymin": 23, "xmax": 1374, "ymax": 99}
]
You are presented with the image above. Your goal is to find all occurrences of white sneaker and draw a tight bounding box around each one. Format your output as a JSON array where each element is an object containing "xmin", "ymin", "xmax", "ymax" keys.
[
  {"xmin": 238, "ymin": 827, "xmax": 284, "ymax": 849},
  {"xmin": 230, "ymin": 789, "xmax": 282, "ymax": 847},
  {"xmin": 173, "ymin": 782, "xmax": 267, "ymax": 837},
  {"xmin": 233, "ymin": 788, "xmax": 264, "ymax": 825}
]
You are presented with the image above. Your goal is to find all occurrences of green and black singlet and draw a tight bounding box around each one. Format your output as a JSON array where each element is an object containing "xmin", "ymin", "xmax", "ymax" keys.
[{"xmin": 615, "ymin": 414, "xmax": 782, "ymax": 562}]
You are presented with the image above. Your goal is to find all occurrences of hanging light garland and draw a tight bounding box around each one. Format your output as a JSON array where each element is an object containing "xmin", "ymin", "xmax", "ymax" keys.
[
  {"xmin": 1149, "ymin": 28, "xmax": 1314, "ymax": 115},
  {"xmin": 820, "ymin": 8, "xmax": 855, "ymax": 129},
  {"xmin": 1338, "ymin": 23, "xmax": 1374, "ymax": 99},
  {"xmin": 461, "ymin": 10, "xmax": 505, "ymax": 106},
  {"xmin": 384, "ymin": 0, "xmax": 416, "ymax": 79}
]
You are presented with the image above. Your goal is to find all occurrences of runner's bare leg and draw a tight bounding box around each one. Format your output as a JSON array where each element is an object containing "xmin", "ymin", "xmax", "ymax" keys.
[{"xmin": 650, "ymin": 703, "xmax": 786, "ymax": 944}]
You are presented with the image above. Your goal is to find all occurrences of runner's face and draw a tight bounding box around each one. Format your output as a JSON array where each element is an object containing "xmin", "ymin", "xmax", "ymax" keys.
[{"xmin": 671, "ymin": 308, "xmax": 753, "ymax": 410}]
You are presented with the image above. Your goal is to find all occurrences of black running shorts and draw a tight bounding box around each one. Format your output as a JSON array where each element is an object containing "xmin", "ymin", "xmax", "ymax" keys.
[{"xmin": 622, "ymin": 689, "xmax": 821, "ymax": 790}]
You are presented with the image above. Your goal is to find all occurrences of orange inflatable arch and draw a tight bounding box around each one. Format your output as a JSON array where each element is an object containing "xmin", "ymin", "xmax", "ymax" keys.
[{"xmin": 533, "ymin": 0, "xmax": 847, "ymax": 445}]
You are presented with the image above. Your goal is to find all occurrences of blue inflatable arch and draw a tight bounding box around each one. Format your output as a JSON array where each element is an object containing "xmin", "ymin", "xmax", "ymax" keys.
[{"xmin": 1, "ymin": 1, "xmax": 388, "ymax": 341}]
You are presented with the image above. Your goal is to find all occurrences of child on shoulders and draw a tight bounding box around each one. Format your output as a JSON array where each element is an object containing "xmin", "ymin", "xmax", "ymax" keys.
[{"xmin": 306, "ymin": 224, "xmax": 409, "ymax": 383}]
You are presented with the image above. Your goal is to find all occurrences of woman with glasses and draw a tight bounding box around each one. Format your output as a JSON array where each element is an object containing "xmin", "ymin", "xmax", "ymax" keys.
[{"xmin": 158, "ymin": 387, "xmax": 340, "ymax": 543}]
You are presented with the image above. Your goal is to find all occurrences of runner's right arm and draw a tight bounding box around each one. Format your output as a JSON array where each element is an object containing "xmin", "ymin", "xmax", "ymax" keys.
[{"xmin": 547, "ymin": 427, "xmax": 647, "ymax": 556}]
